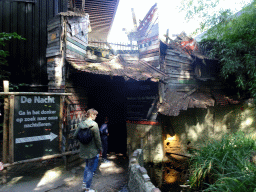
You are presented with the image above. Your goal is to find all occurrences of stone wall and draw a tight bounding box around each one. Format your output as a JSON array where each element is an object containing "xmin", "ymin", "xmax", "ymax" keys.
[
  {"xmin": 128, "ymin": 149, "xmax": 161, "ymax": 192},
  {"xmin": 127, "ymin": 122, "xmax": 164, "ymax": 164},
  {"xmin": 162, "ymin": 100, "xmax": 256, "ymax": 151}
]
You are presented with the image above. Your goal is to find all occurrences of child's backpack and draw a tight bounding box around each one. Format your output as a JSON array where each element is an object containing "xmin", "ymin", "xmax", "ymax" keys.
[{"xmin": 76, "ymin": 126, "xmax": 93, "ymax": 144}]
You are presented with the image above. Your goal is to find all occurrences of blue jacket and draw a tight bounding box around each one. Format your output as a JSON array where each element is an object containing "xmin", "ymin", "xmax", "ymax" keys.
[{"xmin": 99, "ymin": 123, "xmax": 108, "ymax": 139}]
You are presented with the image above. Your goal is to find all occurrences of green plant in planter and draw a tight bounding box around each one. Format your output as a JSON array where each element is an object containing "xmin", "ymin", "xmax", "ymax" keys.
[{"xmin": 189, "ymin": 131, "xmax": 256, "ymax": 191}]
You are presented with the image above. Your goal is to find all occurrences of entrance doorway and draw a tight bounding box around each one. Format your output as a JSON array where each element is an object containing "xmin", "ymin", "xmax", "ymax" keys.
[{"xmin": 71, "ymin": 72, "xmax": 127, "ymax": 155}]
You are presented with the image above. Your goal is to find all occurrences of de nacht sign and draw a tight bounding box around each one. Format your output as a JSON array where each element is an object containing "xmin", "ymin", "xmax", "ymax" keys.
[{"xmin": 13, "ymin": 95, "xmax": 60, "ymax": 162}]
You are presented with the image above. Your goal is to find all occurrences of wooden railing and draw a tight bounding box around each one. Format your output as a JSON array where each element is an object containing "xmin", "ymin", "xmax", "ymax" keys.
[{"xmin": 88, "ymin": 39, "xmax": 138, "ymax": 52}]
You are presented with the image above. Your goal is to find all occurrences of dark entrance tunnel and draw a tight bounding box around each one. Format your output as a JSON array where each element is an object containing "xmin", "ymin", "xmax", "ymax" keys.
[
  {"xmin": 70, "ymin": 72, "xmax": 127, "ymax": 155},
  {"xmin": 69, "ymin": 71, "xmax": 159, "ymax": 155}
]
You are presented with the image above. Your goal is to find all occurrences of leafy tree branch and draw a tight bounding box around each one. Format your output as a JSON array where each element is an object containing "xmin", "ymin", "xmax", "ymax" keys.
[
  {"xmin": 180, "ymin": 0, "xmax": 256, "ymax": 99},
  {"xmin": 0, "ymin": 32, "xmax": 25, "ymax": 90}
]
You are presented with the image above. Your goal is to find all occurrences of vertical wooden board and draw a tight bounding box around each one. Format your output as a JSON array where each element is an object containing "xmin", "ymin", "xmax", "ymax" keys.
[
  {"xmin": 26, "ymin": 3, "xmax": 35, "ymax": 83},
  {"xmin": 2, "ymin": 1, "xmax": 10, "ymax": 54},
  {"xmin": 48, "ymin": 0, "xmax": 54, "ymax": 19},
  {"xmin": 40, "ymin": 0, "xmax": 48, "ymax": 85},
  {"xmin": 17, "ymin": 2, "xmax": 27, "ymax": 79},
  {"xmin": 34, "ymin": 0, "xmax": 41, "ymax": 83},
  {"xmin": 3, "ymin": 1, "xmax": 10, "ymax": 33},
  {"xmin": 10, "ymin": 2, "xmax": 18, "ymax": 61},
  {"xmin": 60, "ymin": 0, "xmax": 68, "ymax": 12},
  {"xmin": 0, "ymin": 1, "xmax": 3, "ymax": 32},
  {"xmin": 54, "ymin": 0, "xmax": 58, "ymax": 16}
]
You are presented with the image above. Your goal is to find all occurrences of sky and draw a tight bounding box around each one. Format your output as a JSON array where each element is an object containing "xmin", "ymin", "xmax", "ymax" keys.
[{"xmin": 107, "ymin": 0, "xmax": 252, "ymax": 43}]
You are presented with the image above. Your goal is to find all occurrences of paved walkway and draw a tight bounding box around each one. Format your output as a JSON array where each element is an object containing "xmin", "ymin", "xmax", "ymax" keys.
[{"xmin": 0, "ymin": 153, "xmax": 129, "ymax": 192}]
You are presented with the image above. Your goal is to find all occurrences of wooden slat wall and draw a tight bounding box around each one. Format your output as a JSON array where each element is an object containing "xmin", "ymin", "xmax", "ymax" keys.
[
  {"xmin": 164, "ymin": 48, "xmax": 196, "ymax": 92},
  {"xmin": 65, "ymin": 16, "xmax": 90, "ymax": 59},
  {"xmin": 0, "ymin": 0, "xmax": 68, "ymax": 86}
]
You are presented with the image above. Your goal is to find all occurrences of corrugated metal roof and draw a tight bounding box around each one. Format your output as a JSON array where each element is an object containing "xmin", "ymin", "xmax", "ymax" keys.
[
  {"xmin": 157, "ymin": 89, "xmax": 215, "ymax": 116},
  {"xmin": 84, "ymin": 0, "xmax": 119, "ymax": 41},
  {"xmin": 66, "ymin": 55, "xmax": 166, "ymax": 81},
  {"xmin": 68, "ymin": 0, "xmax": 120, "ymax": 41}
]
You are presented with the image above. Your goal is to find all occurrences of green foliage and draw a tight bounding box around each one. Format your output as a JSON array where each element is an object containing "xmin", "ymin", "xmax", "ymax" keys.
[
  {"xmin": 199, "ymin": 0, "xmax": 256, "ymax": 98},
  {"xmin": 189, "ymin": 131, "xmax": 256, "ymax": 191},
  {"xmin": 0, "ymin": 32, "xmax": 25, "ymax": 90},
  {"xmin": 180, "ymin": 0, "xmax": 256, "ymax": 98}
]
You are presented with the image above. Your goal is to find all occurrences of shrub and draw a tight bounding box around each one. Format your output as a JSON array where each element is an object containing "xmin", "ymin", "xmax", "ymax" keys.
[{"xmin": 189, "ymin": 131, "xmax": 256, "ymax": 191}]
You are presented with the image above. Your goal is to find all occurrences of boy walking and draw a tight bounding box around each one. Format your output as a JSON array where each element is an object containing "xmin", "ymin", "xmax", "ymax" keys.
[{"xmin": 74, "ymin": 108, "xmax": 102, "ymax": 192}]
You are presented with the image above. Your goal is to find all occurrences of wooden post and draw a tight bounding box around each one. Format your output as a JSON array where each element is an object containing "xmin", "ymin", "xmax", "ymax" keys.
[
  {"xmin": 166, "ymin": 29, "xmax": 169, "ymax": 44},
  {"xmin": 69, "ymin": 0, "xmax": 74, "ymax": 11},
  {"xmin": 81, "ymin": 0, "xmax": 85, "ymax": 12},
  {"xmin": 59, "ymin": 96, "xmax": 64, "ymax": 153},
  {"xmin": 8, "ymin": 95, "xmax": 14, "ymax": 163},
  {"xmin": 2, "ymin": 80, "xmax": 9, "ymax": 184}
]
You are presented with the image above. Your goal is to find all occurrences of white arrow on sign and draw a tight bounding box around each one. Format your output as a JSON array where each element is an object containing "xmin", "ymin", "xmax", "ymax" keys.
[{"xmin": 15, "ymin": 132, "xmax": 58, "ymax": 144}]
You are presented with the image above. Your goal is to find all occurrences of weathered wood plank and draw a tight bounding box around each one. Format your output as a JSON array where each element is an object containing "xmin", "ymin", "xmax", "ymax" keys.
[
  {"xmin": 141, "ymin": 56, "xmax": 159, "ymax": 62},
  {"xmin": 167, "ymin": 49, "xmax": 192, "ymax": 59},
  {"xmin": 165, "ymin": 55, "xmax": 191, "ymax": 64},
  {"xmin": 165, "ymin": 72, "xmax": 194, "ymax": 79},
  {"xmin": 66, "ymin": 49, "xmax": 85, "ymax": 60},
  {"xmin": 165, "ymin": 79, "xmax": 197, "ymax": 85},
  {"xmin": 139, "ymin": 43, "xmax": 159, "ymax": 53},
  {"xmin": 48, "ymin": 28, "xmax": 61, "ymax": 45},
  {"xmin": 140, "ymin": 52, "xmax": 159, "ymax": 59},
  {"xmin": 165, "ymin": 65, "xmax": 193, "ymax": 71},
  {"xmin": 67, "ymin": 36, "xmax": 87, "ymax": 50},
  {"xmin": 120, "ymin": 54, "xmax": 139, "ymax": 61},
  {"xmin": 165, "ymin": 75, "xmax": 195, "ymax": 80},
  {"xmin": 139, "ymin": 48, "xmax": 159, "ymax": 56},
  {"xmin": 165, "ymin": 61, "xmax": 191, "ymax": 69},
  {"xmin": 166, "ymin": 84, "xmax": 196, "ymax": 92},
  {"xmin": 47, "ymin": 17, "xmax": 61, "ymax": 31}
]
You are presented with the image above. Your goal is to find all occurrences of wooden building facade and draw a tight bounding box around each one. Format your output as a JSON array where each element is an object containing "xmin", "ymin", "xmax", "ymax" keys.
[{"xmin": 0, "ymin": 0, "xmax": 68, "ymax": 88}]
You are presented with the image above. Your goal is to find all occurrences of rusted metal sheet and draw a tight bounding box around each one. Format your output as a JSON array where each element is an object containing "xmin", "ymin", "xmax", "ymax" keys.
[{"xmin": 157, "ymin": 89, "xmax": 215, "ymax": 116}]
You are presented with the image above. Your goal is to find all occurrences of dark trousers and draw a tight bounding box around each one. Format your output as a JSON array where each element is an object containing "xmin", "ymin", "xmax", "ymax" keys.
[{"xmin": 101, "ymin": 136, "xmax": 108, "ymax": 160}]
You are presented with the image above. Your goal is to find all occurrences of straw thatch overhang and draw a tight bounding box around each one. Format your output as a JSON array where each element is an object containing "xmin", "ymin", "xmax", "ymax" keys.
[{"xmin": 66, "ymin": 55, "xmax": 167, "ymax": 81}]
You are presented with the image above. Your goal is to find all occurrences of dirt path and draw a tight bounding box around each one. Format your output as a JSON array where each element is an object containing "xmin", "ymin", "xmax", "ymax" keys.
[{"xmin": 47, "ymin": 154, "xmax": 129, "ymax": 192}]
